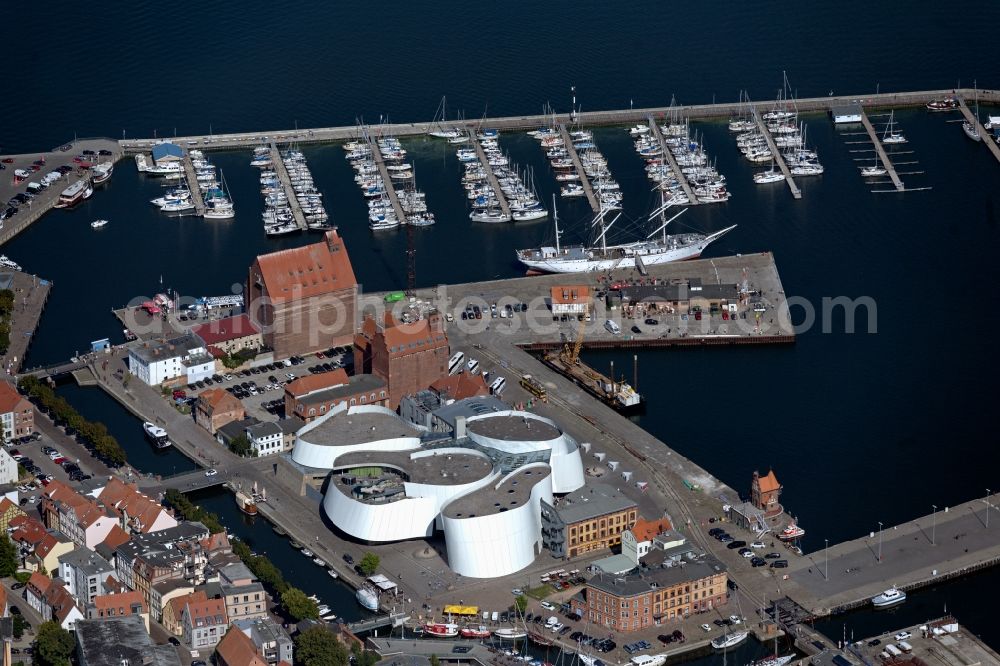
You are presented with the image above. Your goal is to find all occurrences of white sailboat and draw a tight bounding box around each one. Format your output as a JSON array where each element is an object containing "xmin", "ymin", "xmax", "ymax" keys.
[{"xmin": 962, "ymin": 84, "xmax": 982, "ymax": 142}]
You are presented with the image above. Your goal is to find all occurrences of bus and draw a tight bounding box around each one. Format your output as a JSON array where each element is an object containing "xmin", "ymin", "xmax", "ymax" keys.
[
  {"xmin": 448, "ymin": 351, "xmax": 465, "ymax": 375},
  {"xmin": 489, "ymin": 376, "xmax": 506, "ymax": 395},
  {"xmin": 466, "ymin": 359, "xmax": 480, "ymax": 375},
  {"xmin": 384, "ymin": 291, "xmax": 407, "ymax": 303},
  {"xmin": 520, "ymin": 375, "xmax": 547, "ymax": 402}
]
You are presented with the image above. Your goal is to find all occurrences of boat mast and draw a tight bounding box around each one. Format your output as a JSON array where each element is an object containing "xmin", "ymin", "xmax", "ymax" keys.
[{"xmin": 552, "ymin": 193, "xmax": 561, "ymax": 253}]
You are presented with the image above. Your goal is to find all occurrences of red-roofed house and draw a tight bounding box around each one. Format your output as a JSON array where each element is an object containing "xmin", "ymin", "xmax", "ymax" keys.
[
  {"xmin": 88, "ymin": 590, "xmax": 150, "ymax": 631},
  {"xmin": 164, "ymin": 590, "xmax": 207, "ymax": 636},
  {"xmin": 100, "ymin": 524, "xmax": 132, "ymax": 551},
  {"xmin": 95, "ymin": 478, "xmax": 178, "ymax": 534},
  {"xmin": 10, "ymin": 514, "xmax": 75, "ymax": 573},
  {"xmin": 216, "ymin": 626, "xmax": 268, "ymax": 666},
  {"xmin": 751, "ymin": 469, "xmax": 782, "ymax": 517},
  {"xmin": 0, "ymin": 380, "xmax": 34, "ymax": 440},
  {"xmin": 282, "ymin": 369, "xmax": 387, "ymax": 422},
  {"xmin": 549, "ymin": 285, "xmax": 591, "ymax": 316},
  {"xmin": 182, "ymin": 597, "xmax": 230, "ymax": 649},
  {"xmin": 26, "ymin": 573, "xmax": 83, "ymax": 629},
  {"xmin": 624, "ymin": 518, "xmax": 674, "ymax": 560},
  {"xmin": 195, "ymin": 388, "xmax": 246, "ymax": 434},
  {"xmin": 246, "ymin": 230, "xmax": 358, "ymax": 360},
  {"xmin": 191, "ymin": 314, "xmax": 262, "ymax": 355},
  {"xmin": 0, "ymin": 497, "xmax": 26, "ymax": 532},
  {"xmin": 41, "ymin": 480, "xmax": 120, "ymax": 549},
  {"xmin": 354, "ymin": 312, "xmax": 449, "ymax": 409}
]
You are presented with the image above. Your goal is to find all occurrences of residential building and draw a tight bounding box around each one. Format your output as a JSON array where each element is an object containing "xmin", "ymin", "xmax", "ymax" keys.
[
  {"xmin": 233, "ymin": 617, "xmax": 294, "ymax": 666},
  {"xmin": 246, "ymin": 421, "xmax": 283, "ymax": 457},
  {"xmin": 353, "ymin": 312, "xmax": 449, "ymax": 409},
  {"xmin": 570, "ymin": 556, "xmax": 728, "ymax": 632},
  {"xmin": 150, "ymin": 580, "xmax": 195, "ymax": 624},
  {"xmin": 751, "ymin": 469, "xmax": 783, "ymax": 518},
  {"xmin": 0, "ymin": 449, "xmax": 17, "ymax": 485},
  {"xmin": 195, "ymin": 388, "xmax": 246, "ymax": 434},
  {"xmin": 277, "ymin": 417, "xmax": 304, "ymax": 452},
  {"xmin": 94, "ymin": 478, "xmax": 178, "ymax": 534},
  {"xmin": 87, "ymin": 590, "xmax": 149, "ymax": 631},
  {"xmin": 283, "ymin": 370, "xmax": 387, "ymax": 422},
  {"xmin": 190, "ymin": 314, "xmax": 262, "ymax": 356},
  {"xmin": 41, "ymin": 480, "xmax": 120, "ymax": 549},
  {"xmin": 245, "ymin": 230, "xmax": 358, "ymax": 360},
  {"xmin": 219, "ymin": 562, "xmax": 267, "ymax": 621},
  {"xmin": 216, "ymin": 626, "xmax": 268, "ymax": 666},
  {"xmin": 58, "ymin": 548, "xmax": 116, "ymax": 606},
  {"xmin": 25, "ymin": 573, "xmax": 83, "ymax": 630},
  {"xmin": 216, "ymin": 417, "xmax": 261, "ymax": 449},
  {"xmin": 549, "ymin": 285, "xmax": 591, "ymax": 316},
  {"xmin": 181, "ymin": 597, "xmax": 229, "ymax": 649},
  {"xmin": 0, "ymin": 381, "xmax": 34, "ymax": 441},
  {"xmin": 9, "ymin": 514, "xmax": 75, "ymax": 572},
  {"xmin": 540, "ymin": 483, "xmax": 638, "ymax": 559},
  {"xmin": 163, "ymin": 590, "xmax": 206, "ymax": 637},
  {"xmin": 114, "ymin": 522, "xmax": 210, "ymax": 612},
  {"xmin": 75, "ymin": 615, "xmax": 183, "ymax": 666},
  {"xmin": 0, "ymin": 497, "xmax": 25, "ymax": 532},
  {"xmin": 622, "ymin": 518, "xmax": 673, "ymax": 562},
  {"xmin": 127, "ymin": 333, "xmax": 214, "ymax": 386}
]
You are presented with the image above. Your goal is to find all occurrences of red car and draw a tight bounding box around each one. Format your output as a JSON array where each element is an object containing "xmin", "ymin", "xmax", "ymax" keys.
[
  {"xmin": 53, "ymin": 456, "xmax": 69, "ymax": 465},
  {"xmin": 1, "ymin": 158, "xmax": 13, "ymax": 164}
]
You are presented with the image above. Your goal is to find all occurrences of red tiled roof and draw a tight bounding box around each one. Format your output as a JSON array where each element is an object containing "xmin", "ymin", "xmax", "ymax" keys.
[
  {"xmin": 380, "ymin": 317, "xmax": 447, "ymax": 357},
  {"xmin": 93, "ymin": 590, "xmax": 147, "ymax": 614},
  {"xmin": 100, "ymin": 524, "xmax": 131, "ymax": 550},
  {"xmin": 199, "ymin": 388, "xmax": 242, "ymax": 412},
  {"xmin": 27, "ymin": 571, "xmax": 51, "ymax": 596},
  {"xmin": 430, "ymin": 373, "xmax": 489, "ymax": 400},
  {"xmin": 11, "ymin": 515, "xmax": 62, "ymax": 557},
  {"xmin": 550, "ymin": 285, "xmax": 591, "ymax": 305},
  {"xmin": 284, "ymin": 369, "xmax": 349, "ymax": 397},
  {"xmin": 630, "ymin": 518, "xmax": 672, "ymax": 542},
  {"xmin": 97, "ymin": 478, "xmax": 174, "ymax": 533},
  {"xmin": 200, "ymin": 531, "xmax": 231, "ymax": 553},
  {"xmin": 168, "ymin": 590, "xmax": 207, "ymax": 618},
  {"xmin": 185, "ymin": 597, "xmax": 228, "ymax": 624},
  {"xmin": 191, "ymin": 314, "xmax": 259, "ymax": 346},
  {"xmin": 756, "ymin": 470, "xmax": 780, "ymax": 493},
  {"xmin": 254, "ymin": 230, "xmax": 357, "ymax": 300},
  {"xmin": 0, "ymin": 381, "xmax": 29, "ymax": 413},
  {"xmin": 0, "ymin": 497, "xmax": 25, "ymax": 519},
  {"xmin": 216, "ymin": 626, "xmax": 268, "ymax": 666}
]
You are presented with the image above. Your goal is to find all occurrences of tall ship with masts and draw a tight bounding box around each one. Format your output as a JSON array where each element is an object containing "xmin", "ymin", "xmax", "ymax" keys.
[{"xmin": 516, "ymin": 194, "xmax": 735, "ymax": 274}]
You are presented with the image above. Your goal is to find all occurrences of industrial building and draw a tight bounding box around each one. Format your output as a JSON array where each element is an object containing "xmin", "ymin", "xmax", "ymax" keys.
[
  {"xmin": 283, "ymin": 369, "xmax": 387, "ymax": 421},
  {"xmin": 291, "ymin": 401, "xmax": 585, "ymax": 578}
]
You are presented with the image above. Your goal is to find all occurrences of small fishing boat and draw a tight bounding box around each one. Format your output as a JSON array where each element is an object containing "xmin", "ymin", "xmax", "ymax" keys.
[
  {"xmin": 91, "ymin": 219, "xmax": 109, "ymax": 229},
  {"xmin": 778, "ymin": 523, "xmax": 805, "ymax": 541},
  {"xmin": 460, "ymin": 625, "xmax": 491, "ymax": 639},
  {"xmin": 871, "ymin": 586, "xmax": 906, "ymax": 608},
  {"xmin": 424, "ymin": 622, "xmax": 459, "ymax": 638}
]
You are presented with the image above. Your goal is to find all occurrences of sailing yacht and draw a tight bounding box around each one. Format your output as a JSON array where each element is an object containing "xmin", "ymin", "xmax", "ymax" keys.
[
  {"xmin": 427, "ymin": 96, "xmax": 463, "ymax": 139},
  {"xmin": 963, "ymin": 86, "xmax": 982, "ymax": 142},
  {"xmin": 860, "ymin": 163, "xmax": 887, "ymax": 177},
  {"xmin": 754, "ymin": 160, "xmax": 785, "ymax": 184},
  {"xmin": 204, "ymin": 170, "xmax": 236, "ymax": 219},
  {"xmin": 882, "ymin": 111, "xmax": 907, "ymax": 144},
  {"xmin": 516, "ymin": 194, "xmax": 735, "ymax": 273}
]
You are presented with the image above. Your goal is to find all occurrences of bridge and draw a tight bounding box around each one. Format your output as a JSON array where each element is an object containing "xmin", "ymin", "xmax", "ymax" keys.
[
  {"xmin": 346, "ymin": 612, "xmax": 409, "ymax": 634},
  {"xmin": 114, "ymin": 88, "xmax": 1000, "ymax": 154},
  {"xmin": 157, "ymin": 467, "xmax": 232, "ymax": 492}
]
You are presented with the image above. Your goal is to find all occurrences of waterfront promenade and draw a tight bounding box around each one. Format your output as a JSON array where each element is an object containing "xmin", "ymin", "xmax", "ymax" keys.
[{"xmin": 0, "ymin": 270, "xmax": 52, "ymax": 374}]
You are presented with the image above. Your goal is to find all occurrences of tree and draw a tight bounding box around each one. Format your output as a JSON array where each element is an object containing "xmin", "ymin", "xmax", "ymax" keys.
[
  {"xmin": 351, "ymin": 642, "xmax": 378, "ymax": 666},
  {"xmin": 228, "ymin": 434, "xmax": 252, "ymax": 457},
  {"xmin": 281, "ymin": 586, "xmax": 319, "ymax": 622},
  {"xmin": 0, "ymin": 534, "xmax": 18, "ymax": 577},
  {"xmin": 430, "ymin": 655, "xmax": 441, "ymax": 666},
  {"xmin": 294, "ymin": 625, "xmax": 348, "ymax": 666},
  {"xmin": 12, "ymin": 614, "xmax": 25, "ymax": 640},
  {"xmin": 34, "ymin": 621, "xmax": 75, "ymax": 666},
  {"xmin": 514, "ymin": 594, "xmax": 528, "ymax": 615},
  {"xmin": 358, "ymin": 551, "xmax": 380, "ymax": 576}
]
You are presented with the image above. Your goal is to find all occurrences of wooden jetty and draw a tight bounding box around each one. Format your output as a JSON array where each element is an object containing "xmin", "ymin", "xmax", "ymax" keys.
[
  {"xmin": 557, "ymin": 124, "xmax": 601, "ymax": 213},
  {"xmin": 859, "ymin": 110, "xmax": 905, "ymax": 191},
  {"xmin": 752, "ymin": 108, "xmax": 801, "ymax": 199},
  {"xmin": 957, "ymin": 97, "xmax": 1000, "ymax": 165},
  {"xmin": 470, "ymin": 132, "xmax": 511, "ymax": 219},
  {"xmin": 268, "ymin": 143, "xmax": 307, "ymax": 230},
  {"xmin": 367, "ymin": 137, "xmax": 408, "ymax": 225},
  {"xmin": 181, "ymin": 153, "xmax": 206, "ymax": 215},
  {"xmin": 647, "ymin": 116, "xmax": 700, "ymax": 206}
]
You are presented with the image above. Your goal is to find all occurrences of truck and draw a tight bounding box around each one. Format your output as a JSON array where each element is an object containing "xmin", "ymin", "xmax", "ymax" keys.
[{"xmin": 519, "ymin": 375, "xmax": 547, "ymax": 402}]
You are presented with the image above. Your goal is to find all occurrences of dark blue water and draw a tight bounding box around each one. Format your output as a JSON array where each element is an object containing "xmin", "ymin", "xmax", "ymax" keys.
[{"xmin": 7, "ymin": 0, "xmax": 1000, "ymax": 651}]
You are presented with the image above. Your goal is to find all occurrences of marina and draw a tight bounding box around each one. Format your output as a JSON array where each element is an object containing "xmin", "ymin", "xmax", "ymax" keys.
[
  {"xmin": 556, "ymin": 124, "xmax": 601, "ymax": 213},
  {"xmin": 646, "ymin": 117, "xmax": 700, "ymax": 206},
  {"xmin": 268, "ymin": 143, "xmax": 308, "ymax": 230},
  {"xmin": 858, "ymin": 109, "xmax": 905, "ymax": 191},
  {"xmin": 180, "ymin": 150, "xmax": 207, "ymax": 215},
  {"xmin": 957, "ymin": 95, "xmax": 1000, "ymax": 163},
  {"xmin": 751, "ymin": 108, "xmax": 801, "ymax": 199},
  {"xmin": 368, "ymin": 131, "xmax": 409, "ymax": 226},
  {"xmin": 470, "ymin": 130, "xmax": 512, "ymax": 220}
]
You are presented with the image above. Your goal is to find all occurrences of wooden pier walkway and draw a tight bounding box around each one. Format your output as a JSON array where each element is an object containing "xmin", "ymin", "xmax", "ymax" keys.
[
  {"xmin": 181, "ymin": 153, "xmax": 206, "ymax": 215},
  {"xmin": 957, "ymin": 97, "xmax": 1000, "ymax": 165},
  {"xmin": 752, "ymin": 108, "xmax": 801, "ymax": 199},
  {"xmin": 268, "ymin": 143, "xmax": 307, "ymax": 230},
  {"xmin": 647, "ymin": 115, "xmax": 700, "ymax": 206},
  {"xmin": 859, "ymin": 110, "xmax": 905, "ymax": 191},
  {"xmin": 368, "ymin": 137, "xmax": 408, "ymax": 225},
  {"xmin": 557, "ymin": 124, "xmax": 601, "ymax": 213},
  {"xmin": 470, "ymin": 132, "xmax": 511, "ymax": 218}
]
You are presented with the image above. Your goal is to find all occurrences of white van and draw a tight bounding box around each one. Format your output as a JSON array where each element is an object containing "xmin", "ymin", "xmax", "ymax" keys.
[{"xmin": 605, "ymin": 319, "xmax": 621, "ymax": 335}]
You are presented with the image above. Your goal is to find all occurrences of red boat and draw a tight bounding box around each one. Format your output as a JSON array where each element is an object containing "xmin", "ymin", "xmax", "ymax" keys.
[
  {"xmin": 778, "ymin": 522, "xmax": 805, "ymax": 541},
  {"xmin": 460, "ymin": 625, "xmax": 491, "ymax": 639},
  {"xmin": 424, "ymin": 623, "xmax": 459, "ymax": 638}
]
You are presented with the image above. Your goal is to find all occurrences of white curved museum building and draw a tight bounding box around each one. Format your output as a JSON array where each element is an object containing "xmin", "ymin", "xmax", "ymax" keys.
[{"xmin": 291, "ymin": 403, "xmax": 585, "ymax": 577}]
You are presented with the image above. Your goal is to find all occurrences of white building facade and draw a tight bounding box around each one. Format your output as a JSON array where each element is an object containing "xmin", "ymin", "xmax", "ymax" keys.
[
  {"xmin": 0, "ymin": 448, "xmax": 18, "ymax": 484},
  {"xmin": 127, "ymin": 334, "xmax": 214, "ymax": 386}
]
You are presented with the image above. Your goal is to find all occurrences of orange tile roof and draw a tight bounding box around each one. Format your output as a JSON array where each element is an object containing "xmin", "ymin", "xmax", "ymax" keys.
[
  {"xmin": 199, "ymin": 388, "xmax": 242, "ymax": 412},
  {"xmin": 191, "ymin": 314, "xmax": 259, "ymax": 346},
  {"xmin": 201, "ymin": 531, "xmax": 231, "ymax": 553},
  {"xmin": 93, "ymin": 590, "xmax": 147, "ymax": 614},
  {"xmin": 550, "ymin": 285, "xmax": 591, "ymax": 305},
  {"xmin": 104, "ymin": 576, "xmax": 126, "ymax": 594},
  {"xmin": 216, "ymin": 626, "xmax": 268, "ymax": 666},
  {"xmin": 255, "ymin": 230, "xmax": 357, "ymax": 300},
  {"xmin": 430, "ymin": 373, "xmax": 489, "ymax": 400},
  {"xmin": 0, "ymin": 497, "xmax": 25, "ymax": 519},
  {"xmin": 0, "ymin": 381, "xmax": 29, "ymax": 413},
  {"xmin": 630, "ymin": 518, "xmax": 672, "ymax": 542},
  {"xmin": 27, "ymin": 571, "xmax": 51, "ymax": 596},
  {"xmin": 756, "ymin": 470, "xmax": 780, "ymax": 493},
  {"xmin": 44, "ymin": 581, "xmax": 78, "ymax": 622},
  {"xmin": 185, "ymin": 597, "xmax": 228, "ymax": 624},
  {"xmin": 100, "ymin": 524, "xmax": 131, "ymax": 550},
  {"xmin": 11, "ymin": 515, "xmax": 62, "ymax": 557},
  {"xmin": 285, "ymin": 369, "xmax": 349, "ymax": 397},
  {"xmin": 97, "ymin": 478, "xmax": 173, "ymax": 533},
  {"xmin": 381, "ymin": 317, "xmax": 447, "ymax": 357},
  {"xmin": 169, "ymin": 590, "xmax": 207, "ymax": 618}
]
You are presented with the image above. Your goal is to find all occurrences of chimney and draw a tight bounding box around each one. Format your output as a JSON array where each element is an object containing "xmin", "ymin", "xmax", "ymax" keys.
[{"xmin": 454, "ymin": 416, "xmax": 466, "ymax": 440}]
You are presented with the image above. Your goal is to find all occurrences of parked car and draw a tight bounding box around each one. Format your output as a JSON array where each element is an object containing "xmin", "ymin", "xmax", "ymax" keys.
[{"xmin": 540, "ymin": 601, "xmax": 555, "ymax": 611}]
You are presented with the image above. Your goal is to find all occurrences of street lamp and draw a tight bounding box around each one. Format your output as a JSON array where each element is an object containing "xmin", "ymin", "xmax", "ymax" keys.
[
  {"xmin": 932, "ymin": 505, "xmax": 937, "ymax": 545},
  {"xmin": 877, "ymin": 521, "xmax": 883, "ymax": 563},
  {"xmin": 988, "ymin": 490, "xmax": 992, "ymax": 528},
  {"xmin": 824, "ymin": 539, "xmax": 829, "ymax": 581}
]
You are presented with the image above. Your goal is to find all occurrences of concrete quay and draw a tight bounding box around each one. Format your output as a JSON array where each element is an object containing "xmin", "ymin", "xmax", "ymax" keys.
[
  {"xmin": 0, "ymin": 138, "xmax": 121, "ymax": 247},
  {"xmin": 957, "ymin": 96, "xmax": 1000, "ymax": 164},
  {"xmin": 778, "ymin": 493, "xmax": 1000, "ymax": 616},
  {"xmin": 557, "ymin": 124, "xmax": 601, "ymax": 214},
  {"xmin": 847, "ymin": 617, "xmax": 1000, "ymax": 666},
  {"xmin": 0, "ymin": 270, "xmax": 52, "ymax": 374},
  {"xmin": 752, "ymin": 109, "xmax": 801, "ymax": 199},
  {"xmin": 858, "ymin": 110, "xmax": 905, "ymax": 191}
]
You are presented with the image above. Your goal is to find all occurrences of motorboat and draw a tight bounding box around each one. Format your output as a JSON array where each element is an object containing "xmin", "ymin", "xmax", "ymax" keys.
[
  {"xmin": 312, "ymin": 557, "xmax": 325, "ymax": 566},
  {"xmin": 778, "ymin": 523, "xmax": 805, "ymax": 541},
  {"xmin": 300, "ymin": 549, "xmax": 313, "ymax": 557},
  {"xmin": 460, "ymin": 625, "xmax": 491, "ymax": 639},
  {"xmin": 711, "ymin": 631, "xmax": 749, "ymax": 650},
  {"xmin": 142, "ymin": 422, "xmax": 171, "ymax": 449},
  {"xmin": 871, "ymin": 587, "xmax": 906, "ymax": 608},
  {"xmin": 356, "ymin": 586, "xmax": 379, "ymax": 611},
  {"xmin": 91, "ymin": 162, "xmax": 114, "ymax": 184},
  {"xmin": 327, "ymin": 569, "xmax": 338, "ymax": 579},
  {"xmin": 54, "ymin": 179, "xmax": 94, "ymax": 208},
  {"xmin": 424, "ymin": 622, "xmax": 459, "ymax": 638},
  {"xmin": 494, "ymin": 627, "xmax": 527, "ymax": 640},
  {"xmin": 0, "ymin": 256, "xmax": 22, "ymax": 272},
  {"xmin": 747, "ymin": 656, "xmax": 794, "ymax": 666},
  {"xmin": 754, "ymin": 171, "xmax": 785, "ymax": 184},
  {"xmin": 926, "ymin": 96, "xmax": 959, "ymax": 111},
  {"xmin": 235, "ymin": 490, "xmax": 258, "ymax": 515},
  {"xmin": 91, "ymin": 219, "xmax": 109, "ymax": 229},
  {"xmin": 629, "ymin": 124, "xmax": 650, "ymax": 136}
]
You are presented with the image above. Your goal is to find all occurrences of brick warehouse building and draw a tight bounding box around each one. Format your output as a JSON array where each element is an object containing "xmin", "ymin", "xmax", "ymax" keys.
[
  {"xmin": 246, "ymin": 230, "xmax": 357, "ymax": 360},
  {"xmin": 354, "ymin": 312, "xmax": 449, "ymax": 410}
]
